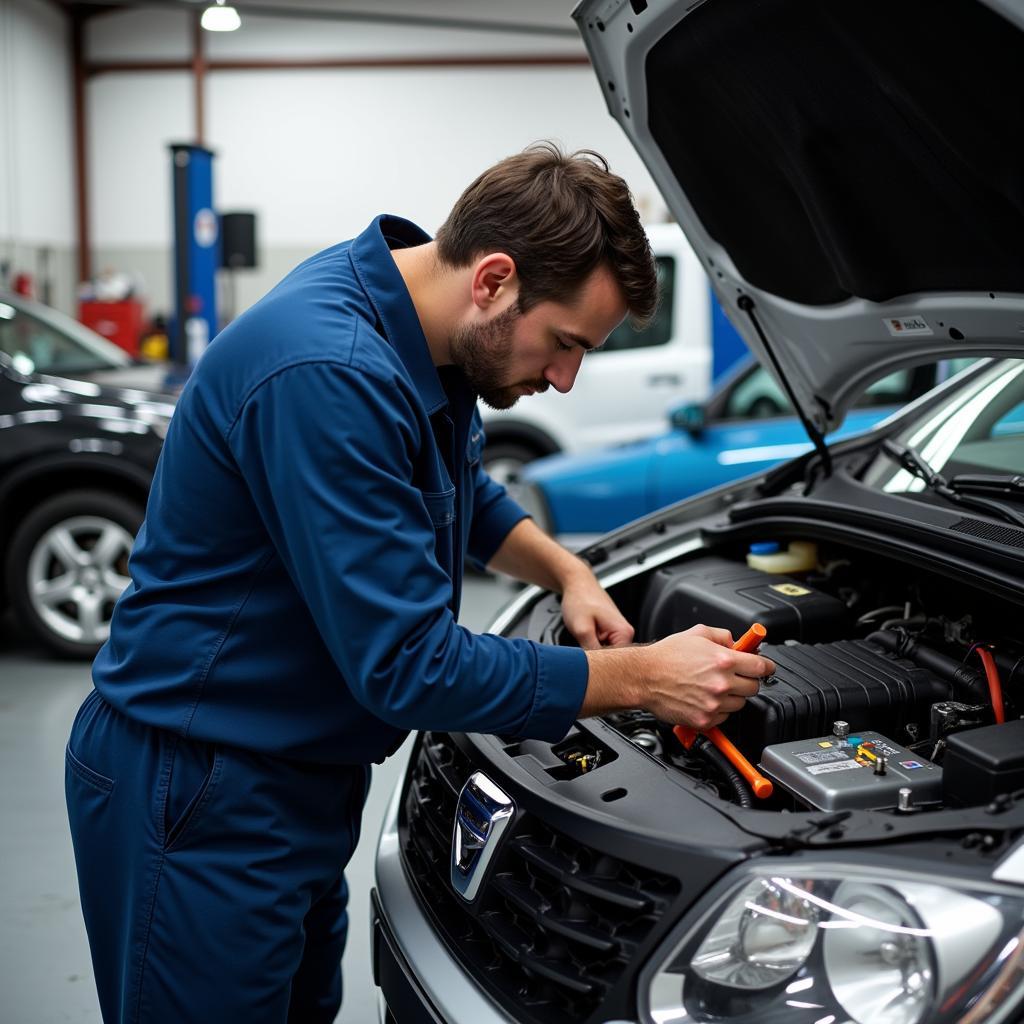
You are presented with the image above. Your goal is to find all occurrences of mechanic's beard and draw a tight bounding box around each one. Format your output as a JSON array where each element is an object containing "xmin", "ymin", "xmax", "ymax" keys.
[{"xmin": 449, "ymin": 306, "xmax": 547, "ymax": 410}]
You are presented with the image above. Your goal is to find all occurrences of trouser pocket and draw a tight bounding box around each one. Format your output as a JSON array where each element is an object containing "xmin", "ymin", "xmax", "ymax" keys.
[
  {"xmin": 163, "ymin": 738, "xmax": 222, "ymax": 852},
  {"xmin": 65, "ymin": 691, "xmax": 116, "ymax": 829},
  {"xmin": 65, "ymin": 742, "xmax": 114, "ymax": 793},
  {"xmin": 65, "ymin": 743, "xmax": 115, "ymax": 860}
]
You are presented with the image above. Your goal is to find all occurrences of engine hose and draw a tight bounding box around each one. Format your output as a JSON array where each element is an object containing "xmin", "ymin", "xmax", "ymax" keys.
[
  {"xmin": 977, "ymin": 647, "xmax": 1005, "ymax": 724},
  {"xmin": 694, "ymin": 735, "xmax": 753, "ymax": 808},
  {"xmin": 993, "ymin": 649, "xmax": 1024, "ymax": 685},
  {"xmin": 867, "ymin": 630, "xmax": 988, "ymax": 703}
]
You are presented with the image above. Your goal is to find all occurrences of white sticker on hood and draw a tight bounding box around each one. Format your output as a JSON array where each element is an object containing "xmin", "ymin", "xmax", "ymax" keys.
[{"xmin": 883, "ymin": 316, "xmax": 933, "ymax": 336}]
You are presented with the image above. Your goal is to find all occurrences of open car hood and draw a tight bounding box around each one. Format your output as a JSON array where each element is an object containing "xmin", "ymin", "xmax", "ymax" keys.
[{"xmin": 574, "ymin": 0, "xmax": 1024, "ymax": 436}]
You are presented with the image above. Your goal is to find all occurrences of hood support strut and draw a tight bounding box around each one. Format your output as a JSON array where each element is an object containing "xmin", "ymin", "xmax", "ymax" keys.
[{"xmin": 737, "ymin": 294, "xmax": 832, "ymax": 477}]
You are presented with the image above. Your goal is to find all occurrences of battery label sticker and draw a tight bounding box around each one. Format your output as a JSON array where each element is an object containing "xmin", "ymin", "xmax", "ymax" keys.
[
  {"xmin": 796, "ymin": 750, "xmax": 848, "ymax": 765},
  {"xmin": 884, "ymin": 316, "xmax": 933, "ymax": 337},
  {"xmin": 900, "ymin": 760, "xmax": 925, "ymax": 769},
  {"xmin": 808, "ymin": 761, "xmax": 863, "ymax": 775},
  {"xmin": 771, "ymin": 583, "xmax": 811, "ymax": 596}
]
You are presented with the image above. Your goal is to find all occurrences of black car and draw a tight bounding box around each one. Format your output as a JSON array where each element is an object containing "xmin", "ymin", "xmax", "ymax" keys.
[
  {"xmin": 372, "ymin": 3, "xmax": 1024, "ymax": 1024},
  {"xmin": 0, "ymin": 292, "xmax": 174, "ymax": 656}
]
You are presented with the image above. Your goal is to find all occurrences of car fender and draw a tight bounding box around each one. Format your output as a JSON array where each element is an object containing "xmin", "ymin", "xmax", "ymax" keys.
[{"xmin": 0, "ymin": 451, "xmax": 152, "ymax": 526}]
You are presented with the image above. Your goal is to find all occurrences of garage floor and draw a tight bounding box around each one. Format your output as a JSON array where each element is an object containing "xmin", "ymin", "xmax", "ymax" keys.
[{"xmin": 0, "ymin": 574, "xmax": 519, "ymax": 1023}]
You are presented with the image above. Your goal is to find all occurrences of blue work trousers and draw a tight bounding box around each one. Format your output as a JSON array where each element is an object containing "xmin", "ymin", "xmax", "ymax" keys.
[{"xmin": 65, "ymin": 690, "xmax": 370, "ymax": 1023}]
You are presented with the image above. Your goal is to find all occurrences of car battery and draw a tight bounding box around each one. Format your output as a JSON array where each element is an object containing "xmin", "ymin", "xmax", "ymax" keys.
[
  {"xmin": 943, "ymin": 719, "xmax": 1024, "ymax": 806},
  {"xmin": 639, "ymin": 557, "xmax": 849, "ymax": 643},
  {"xmin": 760, "ymin": 730, "xmax": 942, "ymax": 810}
]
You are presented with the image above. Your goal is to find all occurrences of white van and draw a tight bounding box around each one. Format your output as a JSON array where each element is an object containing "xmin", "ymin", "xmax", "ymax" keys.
[{"xmin": 479, "ymin": 222, "xmax": 747, "ymax": 482}]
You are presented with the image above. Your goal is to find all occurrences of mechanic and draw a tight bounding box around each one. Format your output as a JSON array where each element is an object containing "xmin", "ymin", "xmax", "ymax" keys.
[{"xmin": 65, "ymin": 143, "xmax": 774, "ymax": 1023}]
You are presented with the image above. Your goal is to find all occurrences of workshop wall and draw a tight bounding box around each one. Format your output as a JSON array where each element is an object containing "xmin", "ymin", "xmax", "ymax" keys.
[
  {"xmin": 86, "ymin": 70, "xmax": 192, "ymax": 316},
  {"xmin": 0, "ymin": 0, "xmax": 76, "ymax": 312},
  {"xmin": 84, "ymin": 4, "xmax": 666, "ymax": 326}
]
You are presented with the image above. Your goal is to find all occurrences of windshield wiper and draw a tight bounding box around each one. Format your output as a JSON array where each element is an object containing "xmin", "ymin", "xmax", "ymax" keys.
[
  {"xmin": 881, "ymin": 440, "xmax": 1024, "ymax": 528},
  {"xmin": 948, "ymin": 473, "xmax": 1024, "ymax": 497}
]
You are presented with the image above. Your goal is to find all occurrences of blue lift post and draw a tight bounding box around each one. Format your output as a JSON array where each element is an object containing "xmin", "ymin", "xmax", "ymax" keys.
[
  {"xmin": 710, "ymin": 287, "xmax": 749, "ymax": 382},
  {"xmin": 170, "ymin": 144, "xmax": 219, "ymax": 367}
]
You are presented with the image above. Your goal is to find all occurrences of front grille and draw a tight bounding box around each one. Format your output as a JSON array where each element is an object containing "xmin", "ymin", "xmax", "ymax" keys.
[{"xmin": 400, "ymin": 732, "xmax": 680, "ymax": 1024}]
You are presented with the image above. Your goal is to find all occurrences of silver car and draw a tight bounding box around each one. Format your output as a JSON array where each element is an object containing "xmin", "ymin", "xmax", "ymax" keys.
[{"xmin": 373, "ymin": 2, "xmax": 1024, "ymax": 1022}]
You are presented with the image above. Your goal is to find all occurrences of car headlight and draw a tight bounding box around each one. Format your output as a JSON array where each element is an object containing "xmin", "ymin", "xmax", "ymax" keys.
[{"xmin": 643, "ymin": 864, "xmax": 1024, "ymax": 1024}]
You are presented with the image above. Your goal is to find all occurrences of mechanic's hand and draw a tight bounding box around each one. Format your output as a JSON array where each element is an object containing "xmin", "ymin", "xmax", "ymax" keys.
[
  {"xmin": 560, "ymin": 571, "xmax": 635, "ymax": 650},
  {"xmin": 639, "ymin": 624, "xmax": 775, "ymax": 730}
]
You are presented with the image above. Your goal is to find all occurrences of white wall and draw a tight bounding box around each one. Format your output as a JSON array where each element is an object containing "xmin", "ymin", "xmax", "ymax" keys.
[
  {"xmin": 87, "ymin": 71, "xmax": 192, "ymax": 249},
  {"xmin": 85, "ymin": 3, "xmax": 667, "ymax": 319},
  {"xmin": 0, "ymin": 0, "xmax": 76, "ymax": 310},
  {"xmin": 208, "ymin": 65, "xmax": 661, "ymax": 243}
]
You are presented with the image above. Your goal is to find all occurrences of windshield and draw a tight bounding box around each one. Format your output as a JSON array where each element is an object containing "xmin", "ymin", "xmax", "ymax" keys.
[
  {"xmin": 862, "ymin": 359, "xmax": 1024, "ymax": 492},
  {"xmin": 0, "ymin": 296, "xmax": 131, "ymax": 375}
]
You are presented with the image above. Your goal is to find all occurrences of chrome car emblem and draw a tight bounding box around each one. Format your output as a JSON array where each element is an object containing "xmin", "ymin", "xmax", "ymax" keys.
[{"xmin": 451, "ymin": 771, "xmax": 515, "ymax": 902}]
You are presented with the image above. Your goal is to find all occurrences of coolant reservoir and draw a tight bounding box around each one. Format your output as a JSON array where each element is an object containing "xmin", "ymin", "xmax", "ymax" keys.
[{"xmin": 746, "ymin": 540, "xmax": 818, "ymax": 574}]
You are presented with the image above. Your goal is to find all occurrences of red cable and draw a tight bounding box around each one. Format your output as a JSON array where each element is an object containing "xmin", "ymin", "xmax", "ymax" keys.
[{"xmin": 977, "ymin": 647, "xmax": 1005, "ymax": 725}]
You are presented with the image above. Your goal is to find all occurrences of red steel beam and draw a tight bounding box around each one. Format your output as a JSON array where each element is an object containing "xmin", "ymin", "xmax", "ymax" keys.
[
  {"xmin": 192, "ymin": 10, "xmax": 205, "ymax": 144},
  {"xmin": 71, "ymin": 11, "xmax": 91, "ymax": 283}
]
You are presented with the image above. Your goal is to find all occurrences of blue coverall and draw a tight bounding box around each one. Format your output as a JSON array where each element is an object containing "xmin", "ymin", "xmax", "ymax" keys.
[{"xmin": 65, "ymin": 216, "xmax": 589, "ymax": 1023}]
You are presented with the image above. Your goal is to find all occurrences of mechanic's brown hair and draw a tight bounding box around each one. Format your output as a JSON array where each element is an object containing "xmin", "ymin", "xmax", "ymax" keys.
[{"xmin": 436, "ymin": 142, "xmax": 658, "ymax": 327}]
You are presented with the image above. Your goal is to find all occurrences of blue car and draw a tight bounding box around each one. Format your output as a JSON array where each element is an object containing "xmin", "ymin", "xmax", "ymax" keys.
[{"xmin": 521, "ymin": 358, "xmax": 959, "ymax": 542}]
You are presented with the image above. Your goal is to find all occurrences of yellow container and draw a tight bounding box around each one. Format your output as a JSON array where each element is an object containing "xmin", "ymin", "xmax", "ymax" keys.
[{"xmin": 746, "ymin": 540, "xmax": 818, "ymax": 575}]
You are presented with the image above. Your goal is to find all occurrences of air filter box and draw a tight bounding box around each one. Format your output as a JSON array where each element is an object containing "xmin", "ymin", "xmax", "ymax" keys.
[
  {"xmin": 721, "ymin": 639, "xmax": 950, "ymax": 758},
  {"xmin": 943, "ymin": 719, "xmax": 1024, "ymax": 806},
  {"xmin": 639, "ymin": 557, "xmax": 848, "ymax": 643}
]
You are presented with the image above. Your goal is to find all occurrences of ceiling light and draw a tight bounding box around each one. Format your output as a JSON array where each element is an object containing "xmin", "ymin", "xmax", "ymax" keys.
[{"xmin": 201, "ymin": 0, "xmax": 241, "ymax": 32}]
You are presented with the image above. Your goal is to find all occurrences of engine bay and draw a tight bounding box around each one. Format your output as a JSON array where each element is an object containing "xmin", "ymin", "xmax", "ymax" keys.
[{"xmin": 572, "ymin": 545, "xmax": 1024, "ymax": 816}]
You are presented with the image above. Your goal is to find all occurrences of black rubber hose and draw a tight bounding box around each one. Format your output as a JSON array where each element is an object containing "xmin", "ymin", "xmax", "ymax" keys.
[
  {"xmin": 866, "ymin": 630, "xmax": 988, "ymax": 703},
  {"xmin": 993, "ymin": 648, "xmax": 1024, "ymax": 686},
  {"xmin": 694, "ymin": 735, "xmax": 754, "ymax": 808}
]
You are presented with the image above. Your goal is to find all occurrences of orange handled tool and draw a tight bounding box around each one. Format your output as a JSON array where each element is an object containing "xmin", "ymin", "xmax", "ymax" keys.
[
  {"xmin": 673, "ymin": 622, "xmax": 774, "ymax": 799},
  {"xmin": 733, "ymin": 622, "xmax": 768, "ymax": 654}
]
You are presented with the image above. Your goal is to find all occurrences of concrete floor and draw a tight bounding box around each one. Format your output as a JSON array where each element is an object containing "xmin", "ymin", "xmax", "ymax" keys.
[{"xmin": 0, "ymin": 574, "xmax": 520, "ymax": 1023}]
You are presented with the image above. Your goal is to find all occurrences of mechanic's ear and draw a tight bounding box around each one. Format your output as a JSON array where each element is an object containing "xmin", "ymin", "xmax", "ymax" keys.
[{"xmin": 471, "ymin": 253, "xmax": 517, "ymax": 310}]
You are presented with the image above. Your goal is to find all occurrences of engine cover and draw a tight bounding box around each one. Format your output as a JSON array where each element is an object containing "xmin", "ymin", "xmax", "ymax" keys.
[
  {"xmin": 639, "ymin": 557, "xmax": 850, "ymax": 643},
  {"xmin": 722, "ymin": 639, "xmax": 951, "ymax": 758}
]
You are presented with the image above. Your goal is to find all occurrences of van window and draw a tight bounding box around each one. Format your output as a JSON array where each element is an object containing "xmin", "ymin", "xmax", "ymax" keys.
[{"xmin": 599, "ymin": 256, "xmax": 675, "ymax": 353}]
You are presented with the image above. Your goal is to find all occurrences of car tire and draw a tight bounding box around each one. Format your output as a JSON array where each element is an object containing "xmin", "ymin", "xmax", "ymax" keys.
[
  {"xmin": 6, "ymin": 489, "xmax": 143, "ymax": 659},
  {"xmin": 482, "ymin": 441, "xmax": 543, "ymax": 494}
]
